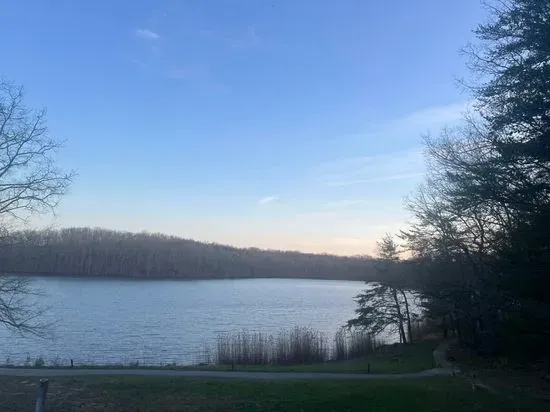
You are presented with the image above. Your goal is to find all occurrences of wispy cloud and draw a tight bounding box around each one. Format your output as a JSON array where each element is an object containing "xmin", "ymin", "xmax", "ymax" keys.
[
  {"xmin": 317, "ymin": 149, "xmax": 425, "ymax": 187},
  {"xmin": 130, "ymin": 58, "xmax": 150, "ymax": 70},
  {"xmin": 258, "ymin": 196, "xmax": 279, "ymax": 205},
  {"xmin": 331, "ymin": 101, "xmax": 470, "ymax": 147},
  {"xmin": 397, "ymin": 101, "xmax": 470, "ymax": 129},
  {"xmin": 314, "ymin": 101, "xmax": 470, "ymax": 187},
  {"xmin": 135, "ymin": 28, "xmax": 160, "ymax": 40},
  {"xmin": 327, "ymin": 172, "xmax": 425, "ymax": 187}
]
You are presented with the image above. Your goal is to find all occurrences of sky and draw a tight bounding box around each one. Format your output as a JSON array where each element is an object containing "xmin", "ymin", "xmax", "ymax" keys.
[{"xmin": 0, "ymin": 0, "xmax": 486, "ymax": 255}]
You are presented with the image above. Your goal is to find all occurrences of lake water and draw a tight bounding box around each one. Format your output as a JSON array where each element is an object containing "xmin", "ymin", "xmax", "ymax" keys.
[{"xmin": 0, "ymin": 277, "xmax": 366, "ymax": 366}]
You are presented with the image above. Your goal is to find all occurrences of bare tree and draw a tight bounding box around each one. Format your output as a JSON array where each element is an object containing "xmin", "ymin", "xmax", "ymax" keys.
[
  {"xmin": 0, "ymin": 80, "xmax": 73, "ymax": 222},
  {"xmin": 0, "ymin": 79, "xmax": 73, "ymax": 334}
]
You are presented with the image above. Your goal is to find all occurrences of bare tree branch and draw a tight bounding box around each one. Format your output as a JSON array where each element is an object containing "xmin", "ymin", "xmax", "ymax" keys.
[{"xmin": 0, "ymin": 78, "xmax": 74, "ymax": 336}]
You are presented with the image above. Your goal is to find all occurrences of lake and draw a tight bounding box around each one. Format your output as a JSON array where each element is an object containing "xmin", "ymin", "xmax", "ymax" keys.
[{"xmin": 0, "ymin": 277, "xmax": 365, "ymax": 366}]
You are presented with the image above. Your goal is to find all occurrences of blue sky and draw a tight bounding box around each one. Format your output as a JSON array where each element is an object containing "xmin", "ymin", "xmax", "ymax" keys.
[{"xmin": 1, "ymin": 0, "xmax": 485, "ymax": 255}]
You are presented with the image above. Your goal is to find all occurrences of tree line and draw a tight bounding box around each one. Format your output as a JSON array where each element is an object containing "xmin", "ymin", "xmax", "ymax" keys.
[
  {"xmin": 0, "ymin": 227, "xmax": 376, "ymax": 281},
  {"xmin": 349, "ymin": 0, "xmax": 550, "ymax": 359}
]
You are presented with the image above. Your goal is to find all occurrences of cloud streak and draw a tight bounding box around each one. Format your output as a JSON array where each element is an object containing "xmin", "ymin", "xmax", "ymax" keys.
[
  {"xmin": 135, "ymin": 28, "xmax": 160, "ymax": 40},
  {"xmin": 327, "ymin": 172, "xmax": 425, "ymax": 187},
  {"xmin": 317, "ymin": 149, "xmax": 425, "ymax": 187},
  {"xmin": 314, "ymin": 101, "xmax": 471, "ymax": 187},
  {"xmin": 258, "ymin": 196, "xmax": 279, "ymax": 205},
  {"xmin": 130, "ymin": 59, "xmax": 149, "ymax": 70},
  {"xmin": 396, "ymin": 101, "xmax": 470, "ymax": 129}
]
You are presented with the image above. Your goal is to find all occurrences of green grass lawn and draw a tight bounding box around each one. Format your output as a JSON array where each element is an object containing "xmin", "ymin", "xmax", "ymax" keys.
[{"xmin": 0, "ymin": 376, "xmax": 545, "ymax": 411}]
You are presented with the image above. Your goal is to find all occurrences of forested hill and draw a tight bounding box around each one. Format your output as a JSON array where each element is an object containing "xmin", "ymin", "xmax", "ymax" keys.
[{"xmin": 0, "ymin": 228, "xmax": 376, "ymax": 281}]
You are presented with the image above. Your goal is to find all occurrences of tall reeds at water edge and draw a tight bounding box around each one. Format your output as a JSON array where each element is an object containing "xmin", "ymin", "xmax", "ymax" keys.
[
  {"xmin": 332, "ymin": 328, "xmax": 378, "ymax": 361},
  {"xmin": 215, "ymin": 326, "xmax": 379, "ymax": 366},
  {"xmin": 216, "ymin": 330, "xmax": 272, "ymax": 365}
]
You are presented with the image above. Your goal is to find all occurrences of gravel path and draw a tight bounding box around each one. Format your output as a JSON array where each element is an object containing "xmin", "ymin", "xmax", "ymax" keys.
[{"xmin": 0, "ymin": 367, "xmax": 453, "ymax": 380}]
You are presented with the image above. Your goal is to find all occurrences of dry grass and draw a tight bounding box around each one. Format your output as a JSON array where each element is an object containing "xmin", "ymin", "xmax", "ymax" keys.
[{"xmin": 216, "ymin": 327, "xmax": 328, "ymax": 365}]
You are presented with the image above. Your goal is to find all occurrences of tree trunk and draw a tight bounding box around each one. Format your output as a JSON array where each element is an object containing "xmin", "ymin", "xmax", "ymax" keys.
[
  {"xmin": 400, "ymin": 289, "xmax": 413, "ymax": 344},
  {"xmin": 391, "ymin": 287, "xmax": 407, "ymax": 344},
  {"xmin": 454, "ymin": 314, "xmax": 463, "ymax": 344}
]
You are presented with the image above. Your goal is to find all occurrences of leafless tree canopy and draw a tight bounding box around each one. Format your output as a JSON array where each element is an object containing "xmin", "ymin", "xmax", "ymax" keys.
[
  {"xmin": 0, "ymin": 80, "xmax": 73, "ymax": 224},
  {"xmin": 0, "ymin": 276, "xmax": 51, "ymax": 337},
  {"xmin": 0, "ymin": 79, "xmax": 73, "ymax": 335}
]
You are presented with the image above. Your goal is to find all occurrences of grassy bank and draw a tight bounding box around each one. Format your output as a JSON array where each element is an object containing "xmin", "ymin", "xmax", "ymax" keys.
[
  {"xmin": 0, "ymin": 376, "xmax": 545, "ymax": 411},
  {"xmin": 191, "ymin": 340, "xmax": 438, "ymax": 374},
  {"xmin": 6, "ymin": 341, "xmax": 438, "ymax": 374}
]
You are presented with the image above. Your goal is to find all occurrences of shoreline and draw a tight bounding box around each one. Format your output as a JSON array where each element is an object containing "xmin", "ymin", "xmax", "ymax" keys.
[{"xmin": 5, "ymin": 272, "xmax": 369, "ymax": 283}]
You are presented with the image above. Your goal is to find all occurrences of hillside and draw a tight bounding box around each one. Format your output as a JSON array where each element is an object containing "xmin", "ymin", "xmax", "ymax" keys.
[{"xmin": 0, "ymin": 227, "xmax": 376, "ymax": 281}]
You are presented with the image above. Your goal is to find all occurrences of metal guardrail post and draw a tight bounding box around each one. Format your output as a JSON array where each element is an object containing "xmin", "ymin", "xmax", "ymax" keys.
[{"xmin": 35, "ymin": 378, "xmax": 49, "ymax": 412}]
